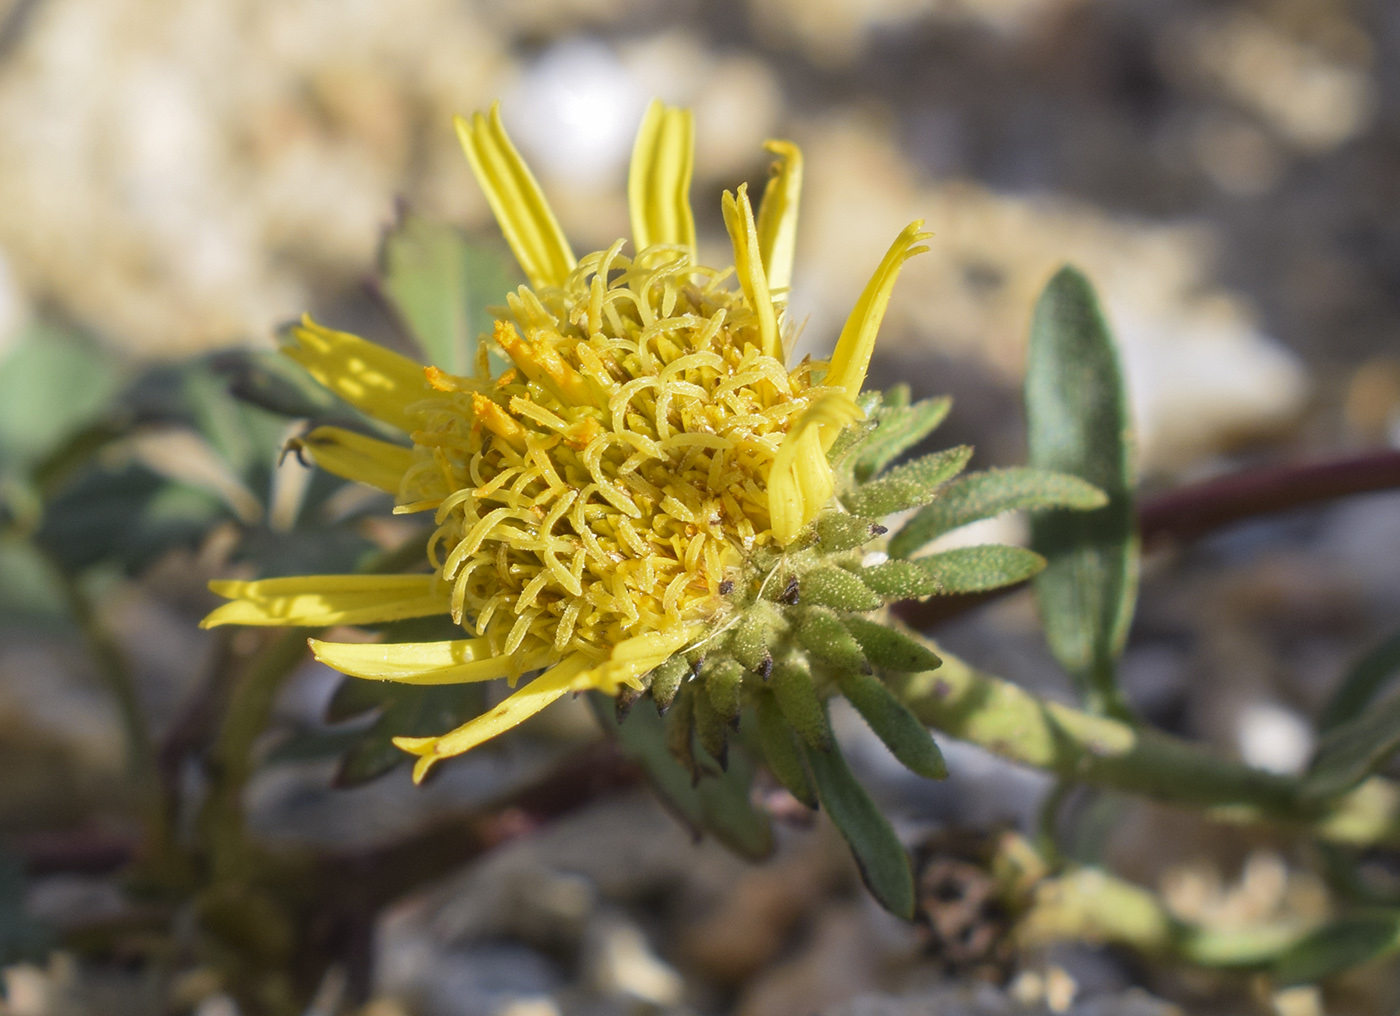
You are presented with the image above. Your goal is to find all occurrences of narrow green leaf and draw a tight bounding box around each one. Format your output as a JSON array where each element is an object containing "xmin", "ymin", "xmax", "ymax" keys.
[
  {"xmin": 693, "ymin": 684, "xmax": 730, "ymax": 768},
  {"xmin": 1302, "ymin": 694, "xmax": 1400, "ymax": 801},
  {"xmin": 835, "ymin": 670, "xmax": 946, "ymax": 779},
  {"xmin": 860, "ymin": 545, "xmax": 1045, "ymax": 600},
  {"xmin": 649, "ymin": 655, "xmax": 689, "ymax": 712},
  {"xmin": 335, "ymin": 683, "xmax": 485, "ymax": 787},
  {"xmin": 755, "ymin": 689, "xmax": 817, "ymax": 808},
  {"xmin": 704, "ymin": 658, "xmax": 746, "ymax": 724},
  {"xmin": 803, "ymin": 733, "xmax": 916, "ymax": 918},
  {"xmin": 770, "ymin": 656, "xmax": 832, "ymax": 751},
  {"xmin": 664, "ymin": 687, "xmax": 700, "ymax": 777},
  {"xmin": 814, "ymin": 512, "xmax": 888, "ymax": 552},
  {"xmin": 1274, "ymin": 910, "xmax": 1400, "ymax": 985},
  {"xmin": 1321, "ymin": 630, "xmax": 1400, "ymax": 733},
  {"xmin": 849, "ymin": 397, "xmax": 954, "ymax": 483},
  {"xmin": 1025, "ymin": 266, "xmax": 1138, "ymax": 716},
  {"xmin": 0, "ymin": 320, "xmax": 119, "ymax": 469},
  {"xmin": 889, "ymin": 468, "xmax": 1107, "ymax": 559},
  {"xmin": 800, "ymin": 566, "xmax": 883, "ymax": 612},
  {"xmin": 841, "ymin": 617, "xmax": 942, "ymax": 672},
  {"xmin": 590, "ymin": 692, "xmax": 773, "ymax": 859},
  {"xmin": 796, "ymin": 607, "xmax": 870, "ymax": 672},
  {"xmin": 380, "ymin": 213, "xmax": 516, "ymax": 374},
  {"xmin": 841, "ymin": 445, "xmax": 972, "ymax": 518}
]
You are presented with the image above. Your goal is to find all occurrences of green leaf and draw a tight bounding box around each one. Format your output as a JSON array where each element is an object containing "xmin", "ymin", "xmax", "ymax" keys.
[
  {"xmin": 795, "ymin": 607, "xmax": 869, "ymax": 673},
  {"xmin": 0, "ymin": 320, "xmax": 120, "ymax": 469},
  {"xmin": 754, "ymin": 689, "xmax": 817, "ymax": 807},
  {"xmin": 380, "ymin": 212, "xmax": 517, "ymax": 374},
  {"xmin": 848, "ymin": 397, "xmax": 953, "ymax": 483},
  {"xmin": 834, "ymin": 669, "xmax": 946, "ymax": 779},
  {"xmin": 591, "ymin": 692, "xmax": 773, "ymax": 859},
  {"xmin": 889, "ymin": 468, "xmax": 1107, "ymax": 559},
  {"xmin": 1320, "ymin": 630, "xmax": 1400, "ymax": 733},
  {"xmin": 728, "ymin": 603, "xmax": 779, "ymax": 674},
  {"xmin": 1302, "ymin": 694, "xmax": 1400, "ymax": 801},
  {"xmin": 1274, "ymin": 910, "xmax": 1400, "ymax": 985},
  {"xmin": 841, "ymin": 445, "xmax": 972, "ymax": 518},
  {"xmin": 692, "ymin": 685, "xmax": 730, "ymax": 768},
  {"xmin": 1025, "ymin": 266, "xmax": 1138, "ymax": 716},
  {"xmin": 664, "ymin": 687, "xmax": 700, "ymax": 777},
  {"xmin": 814, "ymin": 511, "xmax": 888, "ymax": 552},
  {"xmin": 703, "ymin": 657, "xmax": 746, "ymax": 724},
  {"xmin": 335, "ymin": 682, "xmax": 485, "ymax": 787},
  {"xmin": 770, "ymin": 656, "xmax": 832, "ymax": 751},
  {"xmin": 803, "ymin": 732, "xmax": 916, "ymax": 918},
  {"xmin": 800, "ymin": 566, "xmax": 883, "ymax": 612},
  {"xmin": 840, "ymin": 617, "xmax": 943, "ymax": 672},
  {"xmin": 860, "ymin": 545, "xmax": 1045, "ymax": 599},
  {"xmin": 649, "ymin": 655, "xmax": 690, "ymax": 712}
]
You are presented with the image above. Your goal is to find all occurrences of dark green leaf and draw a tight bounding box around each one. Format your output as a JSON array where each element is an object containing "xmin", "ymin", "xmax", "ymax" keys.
[
  {"xmin": 889, "ymin": 468, "xmax": 1107, "ymax": 559},
  {"xmin": 803, "ymin": 732, "xmax": 916, "ymax": 918},
  {"xmin": 664, "ymin": 686, "xmax": 700, "ymax": 778},
  {"xmin": 380, "ymin": 213, "xmax": 517, "ymax": 374},
  {"xmin": 860, "ymin": 545, "xmax": 1045, "ymax": 599},
  {"xmin": 755, "ymin": 689, "xmax": 817, "ymax": 808},
  {"xmin": 1321, "ymin": 630, "xmax": 1400, "ymax": 733},
  {"xmin": 835, "ymin": 669, "xmax": 946, "ymax": 779},
  {"xmin": 1025, "ymin": 267, "xmax": 1138, "ymax": 716},
  {"xmin": 841, "ymin": 446, "xmax": 972, "ymax": 518},
  {"xmin": 0, "ymin": 850, "xmax": 53, "ymax": 971},
  {"xmin": 335, "ymin": 682, "xmax": 485, "ymax": 787},
  {"xmin": 800, "ymin": 566, "xmax": 883, "ymax": 611},
  {"xmin": 1274, "ymin": 910, "xmax": 1400, "ymax": 985},
  {"xmin": 840, "ymin": 617, "xmax": 942, "ymax": 672},
  {"xmin": 590, "ymin": 693, "xmax": 773, "ymax": 859},
  {"xmin": 848, "ymin": 397, "xmax": 953, "ymax": 483},
  {"xmin": 1302, "ymin": 694, "xmax": 1400, "ymax": 801}
]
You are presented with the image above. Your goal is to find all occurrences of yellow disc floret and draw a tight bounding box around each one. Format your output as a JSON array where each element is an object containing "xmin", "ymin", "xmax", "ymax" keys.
[{"xmin": 402, "ymin": 242, "xmax": 837, "ymax": 671}]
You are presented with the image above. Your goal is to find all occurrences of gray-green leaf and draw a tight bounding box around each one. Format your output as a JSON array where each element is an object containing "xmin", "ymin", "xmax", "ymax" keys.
[
  {"xmin": 835, "ymin": 670, "xmax": 947, "ymax": 779},
  {"xmin": 1025, "ymin": 266, "xmax": 1138, "ymax": 717},
  {"xmin": 860, "ymin": 545, "xmax": 1046, "ymax": 599},
  {"xmin": 849, "ymin": 397, "xmax": 953, "ymax": 482},
  {"xmin": 803, "ymin": 732, "xmax": 916, "ymax": 918},
  {"xmin": 1320, "ymin": 629, "xmax": 1400, "ymax": 733},
  {"xmin": 380, "ymin": 213, "xmax": 517, "ymax": 374},
  {"xmin": 890, "ymin": 468, "xmax": 1107, "ymax": 559},
  {"xmin": 800, "ymin": 566, "xmax": 883, "ymax": 612},
  {"xmin": 841, "ymin": 617, "xmax": 943, "ymax": 672},
  {"xmin": 842, "ymin": 446, "xmax": 972, "ymax": 518},
  {"xmin": 1302, "ymin": 694, "xmax": 1400, "ymax": 802}
]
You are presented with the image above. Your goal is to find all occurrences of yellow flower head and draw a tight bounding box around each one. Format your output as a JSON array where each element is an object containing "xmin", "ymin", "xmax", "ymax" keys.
[{"xmin": 204, "ymin": 100, "xmax": 929, "ymax": 781}]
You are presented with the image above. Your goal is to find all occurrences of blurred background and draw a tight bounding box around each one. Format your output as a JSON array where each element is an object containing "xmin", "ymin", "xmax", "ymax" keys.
[{"xmin": 1, "ymin": 0, "xmax": 1400, "ymax": 1014}]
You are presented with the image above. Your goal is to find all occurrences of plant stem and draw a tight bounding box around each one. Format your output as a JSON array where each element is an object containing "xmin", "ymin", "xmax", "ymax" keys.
[{"xmin": 896, "ymin": 647, "xmax": 1400, "ymax": 847}]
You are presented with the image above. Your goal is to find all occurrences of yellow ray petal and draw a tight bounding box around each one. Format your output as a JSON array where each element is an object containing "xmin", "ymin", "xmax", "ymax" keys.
[
  {"xmin": 755, "ymin": 140, "xmax": 803, "ymax": 301},
  {"xmin": 202, "ymin": 574, "xmax": 446, "ymax": 629},
  {"xmin": 769, "ymin": 392, "xmax": 864, "ymax": 544},
  {"xmin": 721, "ymin": 184, "xmax": 781, "ymax": 361},
  {"xmin": 823, "ymin": 221, "xmax": 932, "ymax": 405},
  {"xmin": 310, "ymin": 637, "xmax": 553, "ymax": 684},
  {"xmin": 584, "ymin": 625, "xmax": 703, "ymax": 695},
  {"xmin": 395, "ymin": 652, "xmax": 596, "ymax": 781},
  {"xmin": 294, "ymin": 426, "xmax": 414, "ymax": 494},
  {"xmin": 628, "ymin": 100, "xmax": 697, "ymax": 255},
  {"xmin": 282, "ymin": 316, "xmax": 429, "ymax": 433},
  {"xmin": 455, "ymin": 103, "xmax": 576, "ymax": 290}
]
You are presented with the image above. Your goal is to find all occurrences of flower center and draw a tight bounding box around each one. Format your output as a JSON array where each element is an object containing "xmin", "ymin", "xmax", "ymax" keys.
[{"xmin": 398, "ymin": 245, "xmax": 829, "ymax": 664}]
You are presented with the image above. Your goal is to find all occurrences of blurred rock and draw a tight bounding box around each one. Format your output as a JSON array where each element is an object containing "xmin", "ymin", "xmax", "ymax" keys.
[{"xmin": 821, "ymin": 982, "xmax": 1182, "ymax": 1016}]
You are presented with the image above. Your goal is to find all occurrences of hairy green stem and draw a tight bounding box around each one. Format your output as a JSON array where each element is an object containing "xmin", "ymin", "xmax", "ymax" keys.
[{"xmin": 896, "ymin": 647, "xmax": 1400, "ymax": 847}]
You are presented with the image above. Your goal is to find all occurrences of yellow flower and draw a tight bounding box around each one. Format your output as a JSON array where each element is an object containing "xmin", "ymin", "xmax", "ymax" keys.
[{"xmin": 204, "ymin": 101, "xmax": 929, "ymax": 781}]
